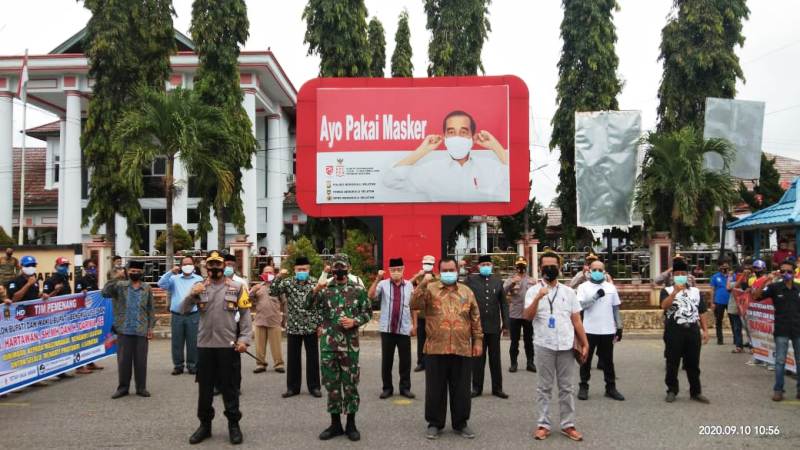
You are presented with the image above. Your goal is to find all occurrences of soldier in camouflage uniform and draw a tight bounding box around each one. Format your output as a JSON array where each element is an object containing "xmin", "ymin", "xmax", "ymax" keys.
[{"xmin": 306, "ymin": 254, "xmax": 372, "ymax": 442}]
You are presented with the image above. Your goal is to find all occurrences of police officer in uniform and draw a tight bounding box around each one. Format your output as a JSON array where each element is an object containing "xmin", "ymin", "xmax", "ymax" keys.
[
  {"xmin": 182, "ymin": 250, "xmax": 252, "ymax": 445},
  {"xmin": 307, "ymin": 254, "xmax": 372, "ymax": 442}
]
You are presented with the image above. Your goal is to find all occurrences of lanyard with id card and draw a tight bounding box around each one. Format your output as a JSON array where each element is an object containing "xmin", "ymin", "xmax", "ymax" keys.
[{"xmin": 547, "ymin": 285, "xmax": 559, "ymax": 329}]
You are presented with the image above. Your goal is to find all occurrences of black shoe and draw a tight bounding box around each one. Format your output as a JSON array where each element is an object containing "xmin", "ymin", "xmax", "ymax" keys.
[
  {"xmin": 380, "ymin": 389, "xmax": 393, "ymax": 399},
  {"xmin": 136, "ymin": 390, "xmax": 151, "ymax": 398},
  {"xmin": 400, "ymin": 389, "xmax": 416, "ymax": 399},
  {"xmin": 111, "ymin": 389, "xmax": 129, "ymax": 399},
  {"xmin": 345, "ymin": 418, "xmax": 360, "ymax": 442},
  {"xmin": 275, "ymin": 367, "xmax": 285, "ymax": 373},
  {"xmin": 319, "ymin": 424, "xmax": 344, "ymax": 440},
  {"xmin": 282, "ymin": 390, "xmax": 300, "ymax": 398},
  {"xmin": 665, "ymin": 392, "xmax": 677, "ymax": 403},
  {"xmin": 605, "ymin": 389, "xmax": 625, "ymax": 401},
  {"xmin": 527, "ymin": 360, "xmax": 537, "ymax": 373},
  {"xmin": 691, "ymin": 394, "xmax": 710, "ymax": 404},
  {"xmin": 717, "ymin": 340, "xmax": 723, "ymax": 345},
  {"xmin": 414, "ymin": 364, "xmax": 425, "ymax": 372},
  {"xmin": 310, "ymin": 388, "xmax": 322, "ymax": 398},
  {"xmin": 509, "ymin": 361, "xmax": 518, "ymax": 373},
  {"xmin": 492, "ymin": 390, "xmax": 509, "ymax": 399},
  {"xmin": 577, "ymin": 386, "xmax": 589, "ymax": 400},
  {"xmin": 229, "ymin": 423, "xmax": 243, "ymax": 445},
  {"xmin": 172, "ymin": 368, "xmax": 184, "ymax": 375},
  {"xmin": 58, "ymin": 372, "xmax": 74, "ymax": 379},
  {"xmin": 455, "ymin": 425, "xmax": 476, "ymax": 439},
  {"xmin": 187, "ymin": 368, "xmax": 197, "ymax": 375},
  {"xmin": 189, "ymin": 424, "xmax": 212, "ymax": 445},
  {"xmin": 426, "ymin": 426, "xmax": 441, "ymax": 440},
  {"xmin": 471, "ymin": 390, "xmax": 481, "ymax": 398},
  {"xmin": 253, "ymin": 366, "xmax": 266, "ymax": 374}
]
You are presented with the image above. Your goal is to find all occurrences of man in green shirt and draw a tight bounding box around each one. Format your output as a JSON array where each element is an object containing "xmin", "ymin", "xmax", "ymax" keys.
[{"xmin": 306, "ymin": 254, "xmax": 372, "ymax": 442}]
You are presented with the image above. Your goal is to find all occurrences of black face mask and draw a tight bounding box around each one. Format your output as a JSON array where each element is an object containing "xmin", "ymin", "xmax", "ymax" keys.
[
  {"xmin": 516, "ymin": 265, "xmax": 527, "ymax": 273},
  {"xmin": 542, "ymin": 265, "xmax": 559, "ymax": 281},
  {"xmin": 334, "ymin": 269, "xmax": 348, "ymax": 280},
  {"xmin": 208, "ymin": 267, "xmax": 224, "ymax": 279},
  {"xmin": 128, "ymin": 272, "xmax": 142, "ymax": 281}
]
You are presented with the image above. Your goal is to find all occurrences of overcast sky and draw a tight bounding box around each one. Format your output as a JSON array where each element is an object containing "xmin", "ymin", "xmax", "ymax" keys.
[{"xmin": 2, "ymin": 0, "xmax": 798, "ymax": 206}]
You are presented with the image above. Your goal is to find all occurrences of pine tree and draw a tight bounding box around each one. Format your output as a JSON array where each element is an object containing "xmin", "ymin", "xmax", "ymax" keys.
[
  {"xmin": 550, "ymin": 0, "xmax": 622, "ymax": 246},
  {"xmin": 190, "ymin": 0, "xmax": 258, "ymax": 250},
  {"xmin": 657, "ymin": 0, "xmax": 749, "ymax": 132},
  {"xmin": 425, "ymin": 0, "xmax": 491, "ymax": 76},
  {"xmin": 367, "ymin": 17, "xmax": 386, "ymax": 77},
  {"xmin": 739, "ymin": 154, "xmax": 784, "ymax": 212},
  {"xmin": 391, "ymin": 9, "xmax": 413, "ymax": 77},
  {"xmin": 82, "ymin": 0, "xmax": 175, "ymax": 251},
  {"xmin": 303, "ymin": 0, "xmax": 371, "ymax": 77}
]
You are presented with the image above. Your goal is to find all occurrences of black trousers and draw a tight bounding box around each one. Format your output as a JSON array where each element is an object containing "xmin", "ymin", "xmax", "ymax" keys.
[
  {"xmin": 579, "ymin": 333, "xmax": 616, "ymax": 390},
  {"xmin": 416, "ymin": 318, "xmax": 427, "ymax": 366},
  {"xmin": 425, "ymin": 354, "xmax": 471, "ymax": 430},
  {"xmin": 472, "ymin": 332, "xmax": 503, "ymax": 393},
  {"xmin": 286, "ymin": 333, "xmax": 321, "ymax": 392},
  {"xmin": 665, "ymin": 326, "xmax": 702, "ymax": 396},
  {"xmin": 713, "ymin": 305, "xmax": 726, "ymax": 343},
  {"xmin": 381, "ymin": 332, "xmax": 411, "ymax": 391},
  {"xmin": 509, "ymin": 318, "xmax": 534, "ymax": 362},
  {"xmin": 197, "ymin": 347, "xmax": 241, "ymax": 425},
  {"xmin": 117, "ymin": 334, "xmax": 148, "ymax": 392}
]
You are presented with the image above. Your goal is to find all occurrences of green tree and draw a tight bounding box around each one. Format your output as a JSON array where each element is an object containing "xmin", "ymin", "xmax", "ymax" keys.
[
  {"xmin": 155, "ymin": 224, "xmax": 195, "ymax": 254},
  {"xmin": 303, "ymin": 0, "xmax": 371, "ymax": 77},
  {"xmin": 114, "ymin": 87, "xmax": 234, "ymax": 268},
  {"xmin": 634, "ymin": 127, "xmax": 738, "ymax": 245},
  {"xmin": 367, "ymin": 17, "xmax": 386, "ymax": 77},
  {"xmin": 550, "ymin": 0, "xmax": 622, "ymax": 247},
  {"xmin": 342, "ymin": 229, "xmax": 377, "ymax": 280},
  {"xmin": 497, "ymin": 196, "xmax": 548, "ymax": 245},
  {"xmin": 283, "ymin": 236, "xmax": 325, "ymax": 276},
  {"xmin": 82, "ymin": 0, "xmax": 176, "ymax": 252},
  {"xmin": 739, "ymin": 154, "xmax": 784, "ymax": 211},
  {"xmin": 391, "ymin": 9, "xmax": 413, "ymax": 77},
  {"xmin": 656, "ymin": 0, "xmax": 749, "ymax": 132},
  {"xmin": 0, "ymin": 227, "xmax": 13, "ymax": 248},
  {"xmin": 190, "ymin": 0, "xmax": 258, "ymax": 250},
  {"xmin": 425, "ymin": 0, "xmax": 491, "ymax": 76}
]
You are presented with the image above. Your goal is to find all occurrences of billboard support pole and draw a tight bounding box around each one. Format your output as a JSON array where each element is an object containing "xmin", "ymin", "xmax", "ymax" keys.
[{"xmin": 382, "ymin": 215, "xmax": 442, "ymax": 275}]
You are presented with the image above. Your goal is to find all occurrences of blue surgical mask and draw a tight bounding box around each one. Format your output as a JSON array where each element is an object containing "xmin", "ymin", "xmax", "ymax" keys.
[
  {"xmin": 590, "ymin": 271, "xmax": 605, "ymax": 283},
  {"xmin": 479, "ymin": 266, "xmax": 492, "ymax": 276},
  {"xmin": 441, "ymin": 272, "xmax": 458, "ymax": 285},
  {"xmin": 295, "ymin": 271, "xmax": 309, "ymax": 282},
  {"xmin": 223, "ymin": 266, "xmax": 234, "ymax": 278},
  {"xmin": 86, "ymin": 267, "xmax": 97, "ymax": 276},
  {"xmin": 56, "ymin": 265, "xmax": 69, "ymax": 276},
  {"xmin": 674, "ymin": 275, "xmax": 688, "ymax": 286}
]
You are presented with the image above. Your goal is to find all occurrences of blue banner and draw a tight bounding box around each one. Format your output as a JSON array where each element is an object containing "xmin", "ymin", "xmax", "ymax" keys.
[{"xmin": 0, "ymin": 291, "xmax": 116, "ymax": 394}]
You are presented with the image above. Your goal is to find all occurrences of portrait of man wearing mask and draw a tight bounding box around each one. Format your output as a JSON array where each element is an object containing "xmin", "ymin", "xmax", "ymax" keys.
[{"xmin": 384, "ymin": 110, "xmax": 509, "ymax": 202}]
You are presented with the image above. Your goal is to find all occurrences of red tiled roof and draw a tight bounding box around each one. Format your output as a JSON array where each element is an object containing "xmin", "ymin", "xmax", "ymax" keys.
[
  {"xmin": 25, "ymin": 120, "xmax": 60, "ymax": 141},
  {"xmin": 12, "ymin": 148, "xmax": 58, "ymax": 208},
  {"xmin": 768, "ymin": 152, "xmax": 800, "ymax": 189}
]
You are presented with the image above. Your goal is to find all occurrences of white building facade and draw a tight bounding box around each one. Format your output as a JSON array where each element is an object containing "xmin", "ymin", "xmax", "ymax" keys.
[{"xmin": 0, "ymin": 29, "xmax": 299, "ymax": 257}]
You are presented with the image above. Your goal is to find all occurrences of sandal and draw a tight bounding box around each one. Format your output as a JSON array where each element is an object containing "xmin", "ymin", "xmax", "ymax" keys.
[{"xmin": 731, "ymin": 348, "xmax": 743, "ymax": 353}]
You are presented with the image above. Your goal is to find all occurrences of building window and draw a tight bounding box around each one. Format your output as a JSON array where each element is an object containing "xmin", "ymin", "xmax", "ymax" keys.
[
  {"xmin": 187, "ymin": 208, "xmax": 200, "ymax": 224},
  {"xmin": 149, "ymin": 208, "xmax": 167, "ymax": 225},
  {"xmin": 142, "ymin": 156, "xmax": 167, "ymax": 198},
  {"xmin": 53, "ymin": 154, "xmax": 60, "ymax": 184}
]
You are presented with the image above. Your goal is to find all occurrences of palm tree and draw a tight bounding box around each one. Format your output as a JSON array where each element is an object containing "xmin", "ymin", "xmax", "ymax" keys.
[
  {"xmin": 114, "ymin": 87, "xmax": 235, "ymax": 267},
  {"xmin": 634, "ymin": 126, "xmax": 738, "ymax": 246}
]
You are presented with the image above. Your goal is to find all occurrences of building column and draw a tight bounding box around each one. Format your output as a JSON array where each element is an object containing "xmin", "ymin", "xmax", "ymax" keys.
[
  {"xmin": 468, "ymin": 223, "xmax": 478, "ymax": 252},
  {"xmin": 114, "ymin": 213, "xmax": 131, "ymax": 256},
  {"xmin": 56, "ymin": 119, "xmax": 66, "ymax": 243},
  {"xmin": 206, "ymin": 206, "xmax": 219, "ymax": 251},
  {"xmin": 62, "ymin": 91, "xmax": 82, "ymax": 245},
  {"xmin": 479, "ymin": 220, "xmax": 488, "ymax": 254},
  {"xmin": 172, "ymin": 155, "xmax": 188, "ymax": 228},
  {"xmin": 0, "ymin": 93, "xmax": 12, "ymax": 234},
  {"xmin": 241, "ymin": 90, "xmax": 258, "ymax": 247},
  {"xmin": 266, "ymin": 113, "xmax": 285, "ymax": 263}
]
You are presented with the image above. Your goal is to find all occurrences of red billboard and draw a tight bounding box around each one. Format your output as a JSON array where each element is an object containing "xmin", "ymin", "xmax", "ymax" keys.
[{"xmin": 296, "ymin": 76, "xmax": 529, "ymax": 271}]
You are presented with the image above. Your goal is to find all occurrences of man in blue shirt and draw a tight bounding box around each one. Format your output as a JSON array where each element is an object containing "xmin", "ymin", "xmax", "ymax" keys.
[
  {"xmin": 159, "ymin": 255, "xmax": 203, "ymax": 375},
  {"xmin": 710, "ymin": 260, "xmax": 733, "ymax": 345}
]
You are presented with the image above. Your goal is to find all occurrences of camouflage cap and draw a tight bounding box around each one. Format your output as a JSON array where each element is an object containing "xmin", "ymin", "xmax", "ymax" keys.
[{"xmin": 331, "ymin": 253, "xmax": 350, "ymax": 266}]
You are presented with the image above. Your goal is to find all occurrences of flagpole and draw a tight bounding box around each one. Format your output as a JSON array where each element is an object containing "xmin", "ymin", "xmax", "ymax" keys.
[{"xmin": 17, "ymin": 49, "xmax": 28, "ymax": 245}]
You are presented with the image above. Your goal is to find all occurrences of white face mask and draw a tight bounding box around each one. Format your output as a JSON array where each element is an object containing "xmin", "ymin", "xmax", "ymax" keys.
[
  {"xmin": 22, "ymin": 267, "xmax": 36, "ymax": 276},
  {"xmin": 181, "ymin": 265, "xmax": 195, "ymax": 275},
  {"xmin": 422, "ymin": 263, "xmax": 434, "ymax": 272},
  {"xmin": 444, "ymin": 136, "xmax": 472, "ymax": 160}
]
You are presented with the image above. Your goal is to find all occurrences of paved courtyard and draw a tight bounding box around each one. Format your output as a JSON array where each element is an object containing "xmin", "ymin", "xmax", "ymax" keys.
[{"xmin": 1, "ymin": 336, "xmax": 799, "ymax": 449}]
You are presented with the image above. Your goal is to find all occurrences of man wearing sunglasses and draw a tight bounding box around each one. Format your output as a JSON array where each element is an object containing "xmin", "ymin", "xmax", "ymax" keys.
[{"xmin": 753, "ymin": 259, "xmax": 800, "ymax": 402}]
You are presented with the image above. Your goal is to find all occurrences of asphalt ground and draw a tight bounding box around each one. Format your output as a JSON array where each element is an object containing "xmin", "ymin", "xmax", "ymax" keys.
[{"xmin": 1, "ymin": 335, "xmax": 799, "ymax": 449}]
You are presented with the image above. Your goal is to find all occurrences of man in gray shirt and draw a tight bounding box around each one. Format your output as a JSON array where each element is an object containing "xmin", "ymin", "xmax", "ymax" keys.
[
  {"xmin": 181, "ymin": 250, "xmax": 252, "ymax": 446},
  {"xmin": 504, "ymin": 256, "xmax": 536, "ymax": 373}
]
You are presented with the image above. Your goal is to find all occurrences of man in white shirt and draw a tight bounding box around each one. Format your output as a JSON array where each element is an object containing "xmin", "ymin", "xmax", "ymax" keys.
[
  {"xmin": 575, "ymin": 259, "xmax": 625, "ymax": 402},
  {"xmin": 523, "ymin": 251, "xmax": 588, "ymax": 442},
  {"xmin": 383, "ymin": 110, "xmax": 509, "ymax": 202}
]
